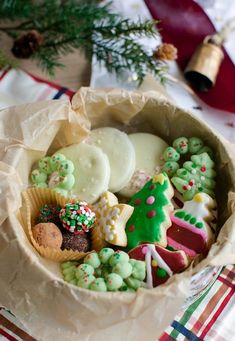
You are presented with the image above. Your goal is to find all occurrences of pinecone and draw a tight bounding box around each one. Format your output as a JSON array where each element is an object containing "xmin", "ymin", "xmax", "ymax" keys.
[
  {"xmin": 154, "ymin": 43, "xmax": 178, "ymax": 61},
  {"xmin": 11, "ymin": 30, "xmax": 43, "ymax": 59}
]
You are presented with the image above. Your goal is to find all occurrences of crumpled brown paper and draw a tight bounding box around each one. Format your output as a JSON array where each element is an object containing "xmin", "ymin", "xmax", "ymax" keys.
[{"xmin": 1, "ymin": 88, "xmax": 235, "ymax": 341}]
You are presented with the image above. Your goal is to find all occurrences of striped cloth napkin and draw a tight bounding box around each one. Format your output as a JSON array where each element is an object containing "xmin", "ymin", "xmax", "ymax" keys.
[{"xmin": 0, "ymin": 69, "xmax": 74, "ymax": 109}]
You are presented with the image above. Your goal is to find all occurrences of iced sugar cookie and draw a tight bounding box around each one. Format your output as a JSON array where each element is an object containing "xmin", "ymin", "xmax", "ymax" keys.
[
  {"xmin": 119, "ymin": 133, "xmax": 168, "ymax": 198},
  {"xmin": 92, "ymin": 191, "xmax": 134, "ymax": 250},
  {"xmin": 86, "ymin": 127, "xmax": 135, "ymax": 193},
  {"xmin": 31, "ymin": 154, "xmax": 75, "ymax": 197},
  {"xmin": 125, "ymin": 173, "xmax": 174, "ymax": 250},
  {"xmin": 129, "ymin": 244, "xmax": 189, "ymax": 288},
  {"xmin": 171, "ymin": 152, "xmax": 216, "ymax": 201},
  {"xmin": 54, "ymin": 143, "xmax": 110, "ymax": 203},
  {"xmin": 167, "ymin": 193, "xmax": 216, "ymax": 257}
]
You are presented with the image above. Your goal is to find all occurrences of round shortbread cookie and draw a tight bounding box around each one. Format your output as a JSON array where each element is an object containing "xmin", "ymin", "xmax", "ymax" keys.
[
  {"xmin": 86, "ymin": 127, "xmax": 136, "ymax": 193},
  {"xmin": 54, "ymin": 143, "xmax": 110, "ymax": 203},
  {"xmin": 118, "ymin": 133, "xmax": 168, "ymax": 198}
]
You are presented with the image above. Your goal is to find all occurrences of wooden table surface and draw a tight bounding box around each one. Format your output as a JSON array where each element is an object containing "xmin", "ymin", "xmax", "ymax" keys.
[{"xmin": 1, "ymin": 32, "xmax": 91, "ymax": 91}]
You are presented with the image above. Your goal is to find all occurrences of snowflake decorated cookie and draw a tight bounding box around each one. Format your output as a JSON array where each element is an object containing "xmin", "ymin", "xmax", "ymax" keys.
[
  {"xmin": 31, "ymin": 153, "xmax": 75, "ymax": 197},
  {"xmin": 125, "ymin": 173, "xmax": 174, "ymax": 250},
  {"xmin": 167, "ymin": 192, "xmax": 216, "ymax": 257},
  {"xmin": 92, "ymin": 191, "xmax": 134, "ymax": 250},
  {"xmin": 128, "ymin": 244, "xmax": 189, "ymax": 288}
]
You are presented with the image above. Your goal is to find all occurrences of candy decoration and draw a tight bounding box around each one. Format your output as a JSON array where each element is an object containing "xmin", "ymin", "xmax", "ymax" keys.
[
  {"xmin": 167, "ymin": 192, "xmax": 216, "ymax": 257},
  {"xmin": 31, "ymin": 154, "xmax": 75, "ymax": 197},
  {"xmin": 92, "ymin": 191, "xmax": 134, "ymax": 250},
  {"xmin": 171, "ymin": 153, "xmax": 216, "ymax": 201},
  {"xmin": 161, "ymin": 137, "xmax": 213, "ymax": 177},
  {"xmin": 59, "ymin": 202, "xmax": 96, "ymax": 235},
  {"xmin": 61, "ymin": 248, "xmax": 146, "ymax": 292},
  {"xmin": 125, "ymin": 173, "xmax": 174, "ymax": 250},
  {"xmin": 128, "ymin": 243, "xmax": 189, "ymax": 288}
]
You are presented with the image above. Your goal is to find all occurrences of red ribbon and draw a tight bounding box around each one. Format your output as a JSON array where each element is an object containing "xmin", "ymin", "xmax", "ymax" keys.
[{"xmin": 145, "ymin": 0, "xmax": 235, "ymax": 113}]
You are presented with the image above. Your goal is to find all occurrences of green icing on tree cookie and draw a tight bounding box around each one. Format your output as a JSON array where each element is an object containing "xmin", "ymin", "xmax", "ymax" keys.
[
  {"xmin": 125, "ymin": 173, "xmax": 173, "ymax": 250},
  {"xmin": 171, "ymin": 153, "xmax": 216, "ymax": 201}
]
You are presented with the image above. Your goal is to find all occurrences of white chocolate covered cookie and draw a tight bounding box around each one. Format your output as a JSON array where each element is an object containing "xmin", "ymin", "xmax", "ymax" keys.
[
  {"xmin": 119, "ymin": 133, "xmax": 168, "ymax": 198},
  {"xmin": 54, "ymin": 143, "xmax": 110, "ymax": 203},
  {"xmin": 85, "ymin": 127, "xmax": 135, "ymax": 193}
]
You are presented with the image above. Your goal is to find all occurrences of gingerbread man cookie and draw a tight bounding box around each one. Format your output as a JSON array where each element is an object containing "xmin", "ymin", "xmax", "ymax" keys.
[
  {"xmin": 167, "ymin": 192, "xmax": 216, "ymax": 257},
  {"xmin": 128, "ymin": 244, "xmax": 189, "ymax": 288},
  {"xmin": 92, "ymin": 191, "xmax": 134, "ymax": 250},
  {"xmin": 125, "ymin": 173, "xmax": 174, "ymax": 250}
]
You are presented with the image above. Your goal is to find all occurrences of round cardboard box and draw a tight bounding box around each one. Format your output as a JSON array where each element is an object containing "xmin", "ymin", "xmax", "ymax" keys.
[{"xmin": 0, "ymin": 88, "xmax": 235, "ymax": 341}]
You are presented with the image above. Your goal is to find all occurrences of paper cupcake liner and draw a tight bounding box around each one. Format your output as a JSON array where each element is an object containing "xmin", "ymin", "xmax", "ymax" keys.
[{"xmin": 21, "ymin": 188, "xmax": 93, "ymax": 262}]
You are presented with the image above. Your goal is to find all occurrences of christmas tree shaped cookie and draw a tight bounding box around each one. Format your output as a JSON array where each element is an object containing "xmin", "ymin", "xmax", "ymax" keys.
[
  {"xmin": 128, "ymin": 244, "xmax": 189, "ymax": 288},
  {"xmin": 171, "ymin": 152, "xmax": 216, "ymax": 201},
  {"xmin": 167, "ymin": 192, "xmax": 216, "ymax": 257},
  {"xmin": 125, "ymin": 173, "xmax": 174, "ymax": 250}
]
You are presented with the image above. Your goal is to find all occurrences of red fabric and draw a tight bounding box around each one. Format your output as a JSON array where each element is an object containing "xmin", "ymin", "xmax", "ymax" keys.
[
  {"xmin": 145, "ymin": 0, "xmax": 235, "ymax": 113},
  {"xmin": 27, "ymin": 71, "xmax": 75, "ymax": 97}
]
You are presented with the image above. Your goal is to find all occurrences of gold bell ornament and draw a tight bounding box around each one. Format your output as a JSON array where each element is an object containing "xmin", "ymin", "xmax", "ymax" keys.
[{"xmin": 184, "ymin": 18, "xmax": 235, "ymax": 92}]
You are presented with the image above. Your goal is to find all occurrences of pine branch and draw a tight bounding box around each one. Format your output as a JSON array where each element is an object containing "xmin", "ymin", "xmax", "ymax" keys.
[{"xmin": 0, "ymin": 0, "xmax": 168, "ymax": 84}]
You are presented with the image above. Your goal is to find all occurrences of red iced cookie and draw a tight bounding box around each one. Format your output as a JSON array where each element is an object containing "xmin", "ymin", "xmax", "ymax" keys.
[
  {"xmin": 167, "ymin": 193, "xmax": 216, "ymax": 258},
  {"xmin": 128, "ymin": 243, "xmax": 189, "ymax": 288}
]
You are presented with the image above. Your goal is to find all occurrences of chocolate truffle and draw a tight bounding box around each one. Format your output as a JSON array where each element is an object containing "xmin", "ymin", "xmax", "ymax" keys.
[
  {"xmin": 32, "ymin": 222, "xmax": 63, "ymax": 249},
  {"xmin": 61, "ymin": 231, "xmax": 90, "ymax": 252},
  {"xmin": 35, "ymin": 204, "xmax": 61, "ymax": 226}
]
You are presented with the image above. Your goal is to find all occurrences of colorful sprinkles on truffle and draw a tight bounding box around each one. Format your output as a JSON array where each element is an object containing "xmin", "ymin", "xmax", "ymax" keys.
[
  {"xmin": 59, "ymin": 202, "xmax": 96, "ymax": 234},
  {"xmin": 35, "ymin": 204, "xmax": 61, "ymax": 225}
]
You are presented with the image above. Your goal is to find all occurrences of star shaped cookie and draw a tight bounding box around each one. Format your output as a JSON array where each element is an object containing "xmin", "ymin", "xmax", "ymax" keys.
[{"xmin": 92, "ymin": 191, "xmax": 134, "ymax": 250}]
